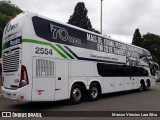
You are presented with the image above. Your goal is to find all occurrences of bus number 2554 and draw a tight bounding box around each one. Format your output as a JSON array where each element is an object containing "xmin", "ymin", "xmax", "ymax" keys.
[{"xmin": 35, "ymin": 47, "xmax": 53, "ymax": 55}]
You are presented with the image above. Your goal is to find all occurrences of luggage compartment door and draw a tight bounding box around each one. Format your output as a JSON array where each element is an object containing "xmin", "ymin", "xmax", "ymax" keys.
[{"xmin": 55, "ymin": 59, "xmax": 69, "ymax": 101}]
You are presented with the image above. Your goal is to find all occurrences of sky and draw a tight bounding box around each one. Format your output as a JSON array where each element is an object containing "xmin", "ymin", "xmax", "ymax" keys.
[{"xmin": 9, "ymin": 0, "xmax": 160, "ymax": 43}]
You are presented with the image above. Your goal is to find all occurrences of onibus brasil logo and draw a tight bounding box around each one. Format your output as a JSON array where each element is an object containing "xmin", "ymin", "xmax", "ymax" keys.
[{"xmin": 50, "ymin": 23, "xmax": 81, "ymax": 45}]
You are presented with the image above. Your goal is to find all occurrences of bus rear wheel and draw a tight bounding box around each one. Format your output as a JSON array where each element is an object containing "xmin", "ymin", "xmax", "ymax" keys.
[
  {"xmin": 88, "ymin": 83, "xmax": 100, "ymax": 101},
  {"xmin": 70, "ymin": 84, "xmax": 83, "ymax": 104}
]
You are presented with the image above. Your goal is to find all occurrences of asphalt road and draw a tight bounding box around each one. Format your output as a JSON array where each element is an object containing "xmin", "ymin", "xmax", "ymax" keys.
[{"xmin": 0, "ymin": 82, "xmax": 160, "ymax": 120}]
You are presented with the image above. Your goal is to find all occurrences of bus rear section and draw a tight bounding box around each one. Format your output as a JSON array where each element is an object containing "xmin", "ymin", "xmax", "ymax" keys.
[{"xmin": 1, "ymin": 12, "xmax": 31, "ymax": 101}]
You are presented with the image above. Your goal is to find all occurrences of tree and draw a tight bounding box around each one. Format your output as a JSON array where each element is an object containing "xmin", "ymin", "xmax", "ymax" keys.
[
  {"xmin": 0, "ymin": 0, "xmax": 22, "ymax": 16},
  {"xmin": 132, "ymin": 29, "xmax": 143, "ymax": 47},
  {"xmin": 91, "ymin": 28, "xmax": 100, "ymax": 34},
  {"xmin": 142, "ymin": 33, "xmax": 160, "ymax": 65},
  {"xmin": 68, "ymin": 2, "xmax": 100, "ymax": 33},
  {"xmin": 0, "ymin": 0, "xmax": 22, "ymax": 56},
  {"xmin": 132, "ymin": 29, "xmax": 160, "ymax": 65}
]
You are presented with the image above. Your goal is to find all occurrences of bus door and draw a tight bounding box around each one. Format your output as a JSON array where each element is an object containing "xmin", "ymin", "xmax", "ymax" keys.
[
  {"xmin": 32, "ymin": 57, "xmax": 55, "ymax": 101},
  {"xmin": 103, "ymin": 77, "xmax": 115, "ymax": 93},
  {"xmin": 55, "ymin": 59, "xmax": 69, "ymax": 101}
]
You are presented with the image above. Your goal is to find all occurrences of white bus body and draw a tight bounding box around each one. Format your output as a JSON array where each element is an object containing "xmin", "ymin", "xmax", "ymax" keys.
[{"xmin": 1, "ymin": 12, "xmax": 156, "ymax": 103}]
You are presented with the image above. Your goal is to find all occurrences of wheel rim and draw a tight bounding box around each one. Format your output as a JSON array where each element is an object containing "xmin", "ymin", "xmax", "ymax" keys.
[
  {"xmin": 90, "ymin": 86, "xmax": 98, "ymax": 99},
  {"xmin": 72, "ymin": 88, "xmax": 81, "ymax": 102}
]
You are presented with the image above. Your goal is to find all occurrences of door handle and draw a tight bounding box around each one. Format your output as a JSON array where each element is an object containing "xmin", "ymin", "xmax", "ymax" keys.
[{"xmin": 58, "ymin": 77, "xmax": 61, "ymax": 80}]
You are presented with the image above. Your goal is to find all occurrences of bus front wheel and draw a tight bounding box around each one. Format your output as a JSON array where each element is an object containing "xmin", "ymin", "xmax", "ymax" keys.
[
  {"xmin": 70, "ymin": 84, "xmax": 83, "ymax": 104},
  {"xmin": 139, "ymin": 82, "xmax": 145, "ymax": 91},
  {"xmin": 145, "ymin": 82, "xmax": 150, "ymax": 91}
]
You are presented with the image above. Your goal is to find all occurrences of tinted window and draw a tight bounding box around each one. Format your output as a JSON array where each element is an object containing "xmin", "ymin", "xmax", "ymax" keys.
[{"xmin": 97, "ymin": 63, "xmax": 148, "ymax": 77}]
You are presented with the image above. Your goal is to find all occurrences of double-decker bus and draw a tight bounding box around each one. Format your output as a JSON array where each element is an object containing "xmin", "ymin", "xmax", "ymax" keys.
[{"xmin": 1, "ymin": 12, "xmax": 157, "ymax": 104}]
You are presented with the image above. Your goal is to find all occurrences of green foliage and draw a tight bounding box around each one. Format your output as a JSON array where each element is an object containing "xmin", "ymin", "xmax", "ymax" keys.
[
  {"xmin": 0, "ymin": 0, "xmax": 22, "ymax": 56},
  {"xmin": 152, "ymin": 55, "xmax": 159, "ymax": 64},
  {"xmin": 132, "ymin": 29, "xmax": 160, "ymax": 65},
  {"xmin": 0, "ymin": 0, "xmax": 22, "ymax": 16},
  {"xmin": 91, "ymin": 28, "xmax": 100, "ymax": 34},
  {"xmin": 68, "ymin": 2, "xmax": 100, "ymax": 34},
  {"xmin": 132, "ymin": 28, "xmax": 143, "ymax": 46},
  {"xmin": 142, "ymin": 33, "xmax": 160, "ymax": 65},
  {"xmin": 0, "ymin": 28, "xmax": 3, "ymax": 46},
  {"xmin": 0, "ymin": 12, "xmax": 10, "ymax": 27}
]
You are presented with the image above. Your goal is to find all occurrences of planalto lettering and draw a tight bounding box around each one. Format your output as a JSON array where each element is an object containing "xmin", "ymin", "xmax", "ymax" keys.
[
  {"xmin": 10, "ymin": 38, "xmax": 20, "ymax": 46},
  {"xmin": 126, "ymin": 57, "xmax": 141, "ymax": 66}
]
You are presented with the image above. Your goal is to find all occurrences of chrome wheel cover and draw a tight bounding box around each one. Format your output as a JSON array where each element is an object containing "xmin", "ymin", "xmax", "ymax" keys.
[{"xmin": 72, "ymin": 88, "xmax": 81, "ymax": 102}]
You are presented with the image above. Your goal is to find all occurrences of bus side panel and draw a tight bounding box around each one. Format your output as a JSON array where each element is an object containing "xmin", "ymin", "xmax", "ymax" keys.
[
  {"xmin": 123, "ymin": 77, "xmax": 132, "ymax": 90},
  {"xmin": 69, "ymin": 61, "xmax": 94, "ymax": 95},
  {"xmin": 114, "ymin": 77, "xmax": 124, "ymax": 92},
  {"xmin": 103, "ymin": 77, "xmax": 115, "ymax": 93},
  {"xmin": 21, "ymin": 43, "xmax": 34, "ymax": 101},
  {"xmin": 21, "ymin": 13, "xmax": 35, "ymax": 101}
]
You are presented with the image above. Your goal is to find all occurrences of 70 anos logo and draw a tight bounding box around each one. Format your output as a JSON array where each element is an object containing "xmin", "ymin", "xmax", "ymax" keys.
[{"xmin": 49, "ymin": 23, "xmax": 81, "ymax": 45}]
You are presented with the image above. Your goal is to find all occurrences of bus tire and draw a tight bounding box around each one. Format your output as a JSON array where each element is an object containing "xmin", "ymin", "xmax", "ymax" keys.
[
  {"xmin": 139, "ymin": 82, "xmax": 144, "ymax": 92},
  {"xmin": 145, "ymin": 82, "xmax": 150, "ymax": 91},
  {"xmin": 70, "ymin": 84, "xmax": 83, "ymax": 104},
  {"xmin": 88, "ymin": 83, "xmax": 100, "ymax": 101}
]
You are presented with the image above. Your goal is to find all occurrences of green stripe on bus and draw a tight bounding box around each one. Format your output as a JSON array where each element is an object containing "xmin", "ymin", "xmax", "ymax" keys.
[
  {"xmin": 56, "ymin": 44, "xmax": 75, "ymax": 59},
  {"xmin": 2, "ymin": 43, "xmax": 7, "ymax": 50},
  {"xmin": 22, "ymin": 39, "xmax": 67, "ymax": 59}
]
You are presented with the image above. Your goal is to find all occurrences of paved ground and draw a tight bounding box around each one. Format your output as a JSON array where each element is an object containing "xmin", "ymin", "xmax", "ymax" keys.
[{"xmin": 0, "ymin": 82, "xmax": 160, "ymax": 120}]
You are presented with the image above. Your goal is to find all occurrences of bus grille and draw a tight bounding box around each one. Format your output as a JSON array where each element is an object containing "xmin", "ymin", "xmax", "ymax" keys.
[
  {"xmin": 3, "ymin": 49, "xmax": 20, "ymax": 72},
  {"xmin": 36, "ymin": 59, "xmax": 54, "ymax": 77}
]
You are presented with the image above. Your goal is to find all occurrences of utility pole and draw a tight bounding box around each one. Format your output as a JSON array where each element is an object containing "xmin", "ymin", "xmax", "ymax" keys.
[{"xmin": 100, "ymin": 0, "xmax": 103, "ymax": 34}]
